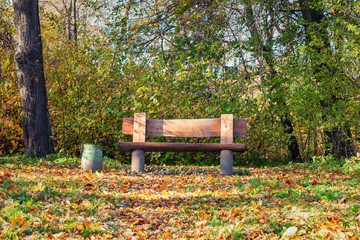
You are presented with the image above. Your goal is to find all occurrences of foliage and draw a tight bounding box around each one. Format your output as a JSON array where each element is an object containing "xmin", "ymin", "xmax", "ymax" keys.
[
  {"xmin": 1, "ymin": 155, "xmax": 360, "ymax": 238},
  {"xmin": 0, "ymin": 1, "xmax": 22, "ymax": 156},
  {"xmin": 0, "ymin": 0, "xmax": 359, "ymax": 162}
]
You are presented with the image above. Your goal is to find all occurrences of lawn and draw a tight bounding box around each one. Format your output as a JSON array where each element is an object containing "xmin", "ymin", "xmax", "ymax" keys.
[{"xmin": 0, "ymin": 155, "xmax": 359, "ymax": 239}]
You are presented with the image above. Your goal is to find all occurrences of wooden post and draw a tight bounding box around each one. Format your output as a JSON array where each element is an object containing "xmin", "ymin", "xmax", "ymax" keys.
[
  {"xmin": 220, "ymin": 114, "xmax": 233, "ymax": 175},
  {"xmin": 131, "ymin": 113, "xmax": 146, "ymax": 172}
]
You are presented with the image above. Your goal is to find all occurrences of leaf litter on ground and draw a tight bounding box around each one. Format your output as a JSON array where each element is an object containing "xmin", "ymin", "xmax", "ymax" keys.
[{"xmin": 0, "ymin": 156, "xmax": 359, "ymax": 239}]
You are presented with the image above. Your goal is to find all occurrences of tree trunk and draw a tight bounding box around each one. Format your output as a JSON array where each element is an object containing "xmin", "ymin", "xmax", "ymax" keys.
[
  {"xmin": 73, "ymin": 0, "xmax": 77, "ymax": 42},
  {"xmin": 299, "ymin": 0, "xmax": 355, "ymax": 158},
  {"xmin": 13, "ymin": 0, "xmax": 54, "ymax": 158},
  {"xmin": 0, "ymin": 62, "xmax": 2, "ymax": 109},
  {"xmin": 67, "ymin": 0, "xmax": 73, "ymax": 40}
]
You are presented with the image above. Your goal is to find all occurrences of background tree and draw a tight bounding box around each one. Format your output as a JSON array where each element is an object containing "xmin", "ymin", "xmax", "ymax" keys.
[
  {"xmin": 0, "ymin": 1, "xmax": 15, "ymax": 109},
  {"xmin": 0, "ymin": 0, "xmax": 23, "ymax": 156},
  {"xmin": 0, "ymin": 0, "xmax": 358, "ymax": 162},
  {"xmin": 13, "ymin": 0, "xmax": 54, "ymax": 157},
  {"xmin": 241, "ymin": 0, "xmax": 301, "ymax": 160},
  {"xmin": 299, "ymin": 0, "xmax": 356, "ymax": 158}
]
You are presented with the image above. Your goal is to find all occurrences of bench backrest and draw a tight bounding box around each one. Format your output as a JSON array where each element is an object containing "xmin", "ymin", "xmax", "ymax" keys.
[{"xmin": 122, "ymin": 113, "xmax": 247, "ymax": 138}]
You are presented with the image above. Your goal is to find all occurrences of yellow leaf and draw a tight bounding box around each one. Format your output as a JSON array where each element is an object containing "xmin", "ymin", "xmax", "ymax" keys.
[
  {"xmin": 32, "ymin": 182, "xmax": 45, "ymax": 191},
  {"xmin": 66, "ymin": 208, "xmax": 71, "ymax": 219},
  {"xmin": 84, "ymin": 170, "xmax": 94, "ymax": 180},
  {"xmin": 251, "ymin": 200, "xmax": 262, "ymax": 210},
  {"xmin": 3, "ymin": 202, "xmax": 19, "ymax": 211}
]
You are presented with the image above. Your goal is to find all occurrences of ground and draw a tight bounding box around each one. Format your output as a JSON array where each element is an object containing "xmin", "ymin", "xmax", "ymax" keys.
[{"xmin": 0, "ymin": 155, "xmax": 359, "ymax": 239}]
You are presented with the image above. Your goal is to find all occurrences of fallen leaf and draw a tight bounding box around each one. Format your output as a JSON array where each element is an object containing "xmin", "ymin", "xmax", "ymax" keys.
[
  {"xmin": 317, "ymin": 229, "xmax": 334, "ymax": 237},
  {"xmin": 311, "ymin": 180, "xmax": 318, "ymax": 185},
  {"xmin": 284, "ymin": 179, "xmax": 293, "ymax": 185},
  {"xmin": 282, "ymin": 226, "xmax": 298, "ymax": 238},
  {"xmin": 127, "ymin": 217, "xmax": 146, "ymax": 225},
  {"xmin": 10, "ymin": 215, "xmax": 27, "ymax": 226},
  {"xmin": 251, "ymin": 193, "xmax": 268, "ymax": 199},
  {"xmin": 81, "ymin": 199, "xmax": 92, "ymax": 208},
  {"xmin": 337, "ymin": 195, "xmax": 349, "ymax": 204},
  {"xmin": 137, "ymin": 224, "xmax": 152, "ymax": 231},
  {"xmin": 195, "ymin": 220, "xmax": 207, "ymax": 226},
  {"xmin": 84, "ymin": 183, "xmax": 94, "ymax": 190},
  {"xmin": 53, "ymin": 232, "xmax": 66, "ymax": 238}
]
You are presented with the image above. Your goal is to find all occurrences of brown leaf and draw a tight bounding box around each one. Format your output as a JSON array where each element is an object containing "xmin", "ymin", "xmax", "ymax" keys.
[
  {"xmin": 127, "ymin": 217, "xmax": 147, "ymax": 225},
  {"xmin": 311, "ymin": 180, "xmax": 318, "ymax": 185},
  {"xmin": 321, "ymin": 215, "xmax": 339, "ymax": 221},
  {"xmin": 284, "ymin": 179, "xmax": 293, "ymax": 185},
  {"xmin": 337, "ymin": 195, "xmax": 349, "ymax": 204},
  {"xmin": 137, "ymin": 223, "xmax": 152, "ymax": 231},
  {"xmin": 0, "ymin": 172, "xmax": 11, "ymax": 184},
  {"xmin": 84, "ymin": 183, "xmax": 94, "ymax": 190},
  {"xmin": 150, "ymin": 218, "xmax": 164, "ymax": 228},
  {"xmin": 251, "ymin": 193, "xmax": 268, "ymax": 199}
]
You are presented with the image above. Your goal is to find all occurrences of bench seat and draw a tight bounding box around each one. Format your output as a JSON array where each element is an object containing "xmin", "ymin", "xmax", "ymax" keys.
[{"xmin": 118, "ymin": 142, "xmax": 246, "ymax": 152}]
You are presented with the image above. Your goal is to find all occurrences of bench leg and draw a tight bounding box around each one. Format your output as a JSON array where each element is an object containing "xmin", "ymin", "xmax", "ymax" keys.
[
  {"xmin": 131, "ymin": 149, "xmax": 145, "ymax": 173},
  {"xmin": 220, "ymin": 150, "xmax": 233, "ymax": 175}
]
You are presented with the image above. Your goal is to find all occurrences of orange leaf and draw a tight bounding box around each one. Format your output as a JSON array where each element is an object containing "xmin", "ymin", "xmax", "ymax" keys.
[
  {"xmin": 284, "ymin": 179, "xmax": 293, "ymax": 185},
  {"xmin": 231, "ymin": 208, "xmax": 242, "ymax": 216},
  {"xmin": 10, "ymin": 215, "xmax": 26, "ymax": 226},
  {"xmin": 83, "ymin": 170, "xmax": 94, "ymax": 180}
]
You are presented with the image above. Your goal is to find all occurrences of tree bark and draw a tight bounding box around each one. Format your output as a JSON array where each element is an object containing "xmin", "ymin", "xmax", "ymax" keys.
[
  {"xmin": 73, "ymin": 0, "xmax": 77, "ymax": 42},
  {"xmin": 67, "ymin": 0, "xmax": 72, "ymax": 40},
  {"xmin": 13, "ymin": 0, "xmax": 54, "ymax": 158},
  {"xmin": 299, "ymin": 0, "xmax": 355, "ymax": 158},
  {"xmin": 0, "ymin": 62, "xmax": 2, "ymax": 109}
]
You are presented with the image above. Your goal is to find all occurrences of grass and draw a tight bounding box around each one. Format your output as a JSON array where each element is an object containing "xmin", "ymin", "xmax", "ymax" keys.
[{"xmin": 0, "ymin": 154, "xmax": 359, "ymax": 239}]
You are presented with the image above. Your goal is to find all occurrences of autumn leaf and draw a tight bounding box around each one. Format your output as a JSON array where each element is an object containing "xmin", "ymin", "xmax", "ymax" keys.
[
  {"xmin": 284, "ymin": 179, "xmax": 293, "ymax": 185},
  {"xmin": 230, "ymin": 208, "xmax": 242, "ymax": 216},
  {"xmin": 31, "ymin": 182, "xmax": 45, "ymax": 191},
  {"xmin": 0, "ymin": 172, "xmax": 11, "ymax": 184},
  {"xmin": 84, "ymin": 183, "xmax": 94, "ymax": 190},
  {"xmin": 337, "ymin": 195, "xmax": 349, "ymax": 204},
  {"xmin": 251, "ymin": 200, "xmax": 262, "ymax": 210},
  {"xmin": 84, "ymin": 170, "xmax": 94, "ymax": 180},
  {"xmin": 9, "ymin": 215, "xmax": 26, "ymax": 226}
]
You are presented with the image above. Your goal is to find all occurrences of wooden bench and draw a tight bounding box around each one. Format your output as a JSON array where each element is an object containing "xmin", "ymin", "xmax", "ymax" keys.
[{"xmin": 118, "ymin": 113, "xmax": 247, "ymax": 175}]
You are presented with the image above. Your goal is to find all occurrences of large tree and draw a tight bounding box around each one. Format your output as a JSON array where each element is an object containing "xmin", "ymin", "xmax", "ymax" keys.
[
  {"xmin": 243, "ymin": 0, "xmax": 301, "ymax": 161},
  {"xmin": 13, "ymin": 0, "xmax": 54, "ymax": 157},
  {"xmin": 299, "ymin": 0, "xmax": 355, "ymax": 158}
]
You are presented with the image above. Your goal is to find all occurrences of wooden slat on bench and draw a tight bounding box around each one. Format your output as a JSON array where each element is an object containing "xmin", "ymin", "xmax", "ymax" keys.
[
  {"xmin": 123, "ymin": 118, "xmax": 247, "ymax": 137},
  {"xmin": 118, "ymin": 142, "xmax": 246, "ymax": 152}
]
